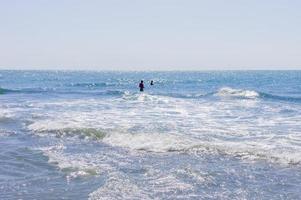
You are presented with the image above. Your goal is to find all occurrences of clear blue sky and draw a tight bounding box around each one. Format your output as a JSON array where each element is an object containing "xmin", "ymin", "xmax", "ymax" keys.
[{"xmin": 0, "ymin": 0, "xmax": 300, "ymax": 70}]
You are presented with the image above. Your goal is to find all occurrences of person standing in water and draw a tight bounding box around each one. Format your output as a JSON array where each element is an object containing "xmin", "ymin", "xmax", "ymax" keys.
[
  {"xmin": 150, "ymin": 80, "xmax": 154, "ymax": 86},
  {"xmin": 139, "ymin": 80, "xmax": 144, "ymax": 92}
]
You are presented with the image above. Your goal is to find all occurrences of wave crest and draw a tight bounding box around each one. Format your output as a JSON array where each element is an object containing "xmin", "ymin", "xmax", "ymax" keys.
[
  {"xmin": 29, "ymin": 124, "xmax": 106, "ymax": 140},
  {"xmin": 0, "ymin": 87, "xmax": 17, "ymax": 94},
  {"xmin": 102, "ymin": 132, "xmax": 301, "ymax": 165},
  {"xmin": 216, "ymin": 87, "xmax": 260, "ymax": 99},
  {"xmin": 28, "ymin": 118, "xmax": 301, "ymax": 166}
]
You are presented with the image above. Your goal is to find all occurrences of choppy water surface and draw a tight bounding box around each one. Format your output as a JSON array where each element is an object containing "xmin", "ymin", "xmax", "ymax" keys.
[{"xmin": 1, "ymin": 70, "xmax": 301, "ymax": 199}]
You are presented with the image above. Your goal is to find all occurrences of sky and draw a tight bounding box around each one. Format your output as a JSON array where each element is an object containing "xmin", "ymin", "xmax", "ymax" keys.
[{"xmin": 0, "ymin": 0, "xmax": 300, "ymax": 71}]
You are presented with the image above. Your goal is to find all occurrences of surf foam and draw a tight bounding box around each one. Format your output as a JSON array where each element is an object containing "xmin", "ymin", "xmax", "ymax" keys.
[{"xmin": 216, "ymin": 87, "xmax": 260, "ymax": 99}]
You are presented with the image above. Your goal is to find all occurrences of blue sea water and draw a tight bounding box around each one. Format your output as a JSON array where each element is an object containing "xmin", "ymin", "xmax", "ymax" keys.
[{"xmin": 0, "ymin": 70, "xmax": 301, "ymax": 199}]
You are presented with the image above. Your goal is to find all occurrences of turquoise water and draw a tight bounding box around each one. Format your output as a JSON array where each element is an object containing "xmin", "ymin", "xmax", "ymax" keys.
[{"xmin": 1, "ymin": 70, "xmax": 301, "ymax": 199}]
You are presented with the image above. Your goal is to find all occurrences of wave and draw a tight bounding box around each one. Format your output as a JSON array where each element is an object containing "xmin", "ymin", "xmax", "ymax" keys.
[
  {"xmin": 161, "ymin": 87, "xmax": 301, "ymax": 103},
  {"xmin": 123, "ymin": 87, "xmax": 258, "ymax": 100},
  {"xmin": 0, "ymin": 87, "xmax": 53, "ymax": 94},
  {"xmin": 103, "ymin": 90, "xmax": 126, "ymax": 96},
  {"xmin": 68, "ymin": 82, "xmax": 110, "ymax": 88},
  {"xmin": 127, "ymin": 88, "xmax": 258, "ymax": 101},
  {"xmin": 29, "ymin": 126, "xmax": 107, "ymax": 140},
  {"xmin": 214, "ymin": 87, "xmax": 301, "ymax": 103},
  {"xmin": 0, "ymin": 87, "xmax": 18, "ymax": 94},
  {"xmin": 102, "ymin": 132, "xmax": 301, "ymax": 165},
  {"xmin": 36, "ymin": 144, "xmax": 104, "ymax": 180},
  {"xmin": 0, "ymin": 86, "xmax": 127, "ymax": 97},
  {"xmin": 29, "ymin": 120, "xmax": 301, "ymax": 166},
  {"xmin": 159, "ymin": 92, "xmax": 211, "ymax": 99},
  {"xmin": 215, "ymin": 87, "xmax": 260, "ymax": 99},
  {"xmin": 259, "ymin": 92, "xmax": 301, "ymax": 103}
]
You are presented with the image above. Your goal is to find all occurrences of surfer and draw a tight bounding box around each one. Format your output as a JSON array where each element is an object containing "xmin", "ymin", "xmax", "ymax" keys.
[
  {"xmin": 139, "ymin": 80, "xmax": 144, "ymax": 92},
  {"xmin": 150, "ymin": 80, "xmax": 154, "ymax": 86}
]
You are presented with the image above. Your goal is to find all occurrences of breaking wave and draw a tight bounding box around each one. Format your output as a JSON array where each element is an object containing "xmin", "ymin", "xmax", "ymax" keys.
[
  {"xmin": 28, "ymin": 126, "xmax": 107, "ymax": 140},
  {"xmin": 169, "ymin": 87, "xmax": 301, "ymax": 103},
  {"xmin": 102, "ymin": 132, "xmax": 301, "ymax": 165},
  {"xmin": 216, "ymin": 87, "xmax": 260, "ymax": 99},
  {"xmin": 28, "ymin": 121, "xmax": 301, "ymax": 166},
  {"xmin": 214, "ymin": 87, "xmax": 301, "ymax": 103}
]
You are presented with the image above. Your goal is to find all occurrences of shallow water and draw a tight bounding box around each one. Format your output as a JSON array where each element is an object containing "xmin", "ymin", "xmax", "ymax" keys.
[{"xmin": 0, "ymin": 70, "xmax": 301, "ymax": 199}]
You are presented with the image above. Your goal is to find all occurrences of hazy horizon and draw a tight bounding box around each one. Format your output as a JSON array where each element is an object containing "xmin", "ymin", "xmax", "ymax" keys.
[
  {"xmin": 1, "ymin": 0, "xmax": 300, "ymax": 71},
  {"xmin": 1, "ymin": 67, "xmax": 301, "ymax": 72}
]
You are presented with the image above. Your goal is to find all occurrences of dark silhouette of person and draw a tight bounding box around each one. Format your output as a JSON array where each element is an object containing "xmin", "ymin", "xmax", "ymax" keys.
[
  {"xmin": 150, "ymin": 80, "xmax": 154, "ymax": 86},
  {"xmin": 139, "ymin": 80, "xmax": 144, "ymax": 92}
]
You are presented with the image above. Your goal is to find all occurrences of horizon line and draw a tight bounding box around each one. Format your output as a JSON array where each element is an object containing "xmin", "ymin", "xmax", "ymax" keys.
[{"xmin": 0, "ymin": 67, "xmax": 301, "ymax": 72}]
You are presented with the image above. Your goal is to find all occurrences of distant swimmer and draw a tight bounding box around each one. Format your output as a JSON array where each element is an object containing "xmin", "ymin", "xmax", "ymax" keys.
[
  {"xmin": 139, "ymin": 80, "xmax": 144, "ymax": 92},
  {"xmin": 150, "ymin": 80, "xmax": 154, "ymax": 86}
]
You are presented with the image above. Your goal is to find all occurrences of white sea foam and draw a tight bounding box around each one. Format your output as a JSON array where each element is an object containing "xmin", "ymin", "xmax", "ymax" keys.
[
  {"xmin": 89, "ymin": 171, "xmax": 194, "ymax": 200},
  {"xmin": 103, "ymin": 132, "xmax": 198, "ymax": 153},
  {"xmin": 89, "ymin": 172, "xmax": 152, "ymax": 200},
  {"xmin": 0, "ymin": 109, "xmax": 15, "ymax": 121},
  {"xmin": 36, "ymin": 139, "xmax": 197, "ymax": 199},
  {"xmin": 26, "ymin": 92, "xmax": 301, "ymax": 165},
  {"xmin": 102, "ymin": 130, "xmax": 301, "ymax": 165},
  {"xmin": 122, "ymin": 92, "xmax": 170, "ymax": 104},
  {"xmin": 37, "ymin": 144, "xmax": 113, "ymax": 180},
  {"xmin": 216, "ymin": 87, "xmax": 260, "ymax": 99}
]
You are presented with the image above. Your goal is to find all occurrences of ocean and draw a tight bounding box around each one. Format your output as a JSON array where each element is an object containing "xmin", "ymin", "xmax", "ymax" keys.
[{"xmin": 0, "ymin": 70, "xmax": 301, "ymax": 199}]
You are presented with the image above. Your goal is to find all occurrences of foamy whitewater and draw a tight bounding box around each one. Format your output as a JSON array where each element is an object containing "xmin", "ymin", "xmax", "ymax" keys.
[{"xmin": 1, "ymin": 70, "xmax": 301, "ymax": 199}]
